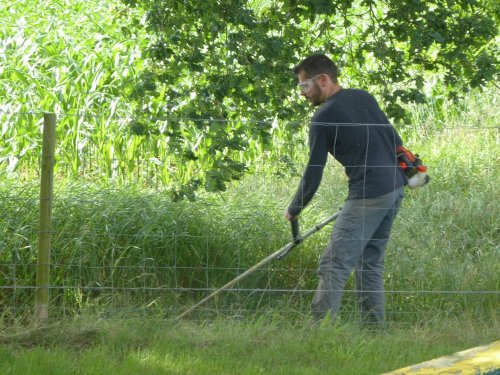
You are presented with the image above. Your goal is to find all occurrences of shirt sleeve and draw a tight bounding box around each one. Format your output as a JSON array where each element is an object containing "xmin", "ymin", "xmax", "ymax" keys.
[{"xmin": 287, "ymin": 122, "xmax": 330, "ymax": 216}]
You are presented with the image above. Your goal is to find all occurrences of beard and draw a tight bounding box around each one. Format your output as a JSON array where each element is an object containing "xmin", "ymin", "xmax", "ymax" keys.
[{"xmin": 306, "ymin": 83, "xmax": 323, "ymax": 106}]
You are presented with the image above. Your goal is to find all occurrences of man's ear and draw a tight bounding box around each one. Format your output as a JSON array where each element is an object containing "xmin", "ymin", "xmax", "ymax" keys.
[{"xmin": 318, "ymin": 74, "xmax": 328, "ymax": 86}]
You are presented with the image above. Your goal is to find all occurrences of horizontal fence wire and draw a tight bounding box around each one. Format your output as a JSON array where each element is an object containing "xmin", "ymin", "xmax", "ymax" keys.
[
  {"xmin": 0, "ymin": 112, "xmax": 498, "ymax": 325},
  {"xmin": 2, "ymin": 285, "xmax": 498, "ymax": 295}
]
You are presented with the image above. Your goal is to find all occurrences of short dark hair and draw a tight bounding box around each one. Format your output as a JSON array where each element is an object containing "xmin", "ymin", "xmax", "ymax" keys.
[{"xmin": 293, "ymin": 54, "xmax": 339, "ymax": 83}]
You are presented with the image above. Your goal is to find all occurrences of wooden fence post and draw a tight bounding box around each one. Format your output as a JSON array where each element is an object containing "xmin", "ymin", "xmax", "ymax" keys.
[{"xmin": 34, "ymin": 113, "xmax": 56, "ymax": 323}]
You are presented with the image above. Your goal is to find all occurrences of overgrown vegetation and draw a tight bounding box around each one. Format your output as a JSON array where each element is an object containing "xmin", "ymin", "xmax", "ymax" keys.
[
  {"xmin": 1, "ymin": 0, "xmax": 499, "ymax": 322},
  {"xmin": 1, "ymin": 0, "xmax": 498, "ymax": 196},
  {"xmin": 0, "ymin": 0, "xmax": 498, "ymax": 373},
  {"xmin": 0, "ymin": 0, "xmax": 302, "ymax": 194},
  {"xmin": 1, "ymin": 88, "xmax": 498, "ymax": 324},
  {"xmin": 119, "ymin": 0, "xmax": 498, "ymax": 194}
]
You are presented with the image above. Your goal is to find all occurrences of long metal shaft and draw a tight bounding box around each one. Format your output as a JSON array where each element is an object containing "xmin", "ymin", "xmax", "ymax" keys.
[{"xmin": 175, "ymin": 210, "xmax": 341, "ymax": 320}]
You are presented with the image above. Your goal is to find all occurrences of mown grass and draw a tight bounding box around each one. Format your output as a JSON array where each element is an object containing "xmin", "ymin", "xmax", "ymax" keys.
[{"xmin": 0, "ymin": 317, "xmax": 498, "ymax": 375}]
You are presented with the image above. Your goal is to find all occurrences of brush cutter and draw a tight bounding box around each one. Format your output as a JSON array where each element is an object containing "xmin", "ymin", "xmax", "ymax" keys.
[{"xmin": 175, "ymin": 209, "xmax": 341, "ymax": 320}]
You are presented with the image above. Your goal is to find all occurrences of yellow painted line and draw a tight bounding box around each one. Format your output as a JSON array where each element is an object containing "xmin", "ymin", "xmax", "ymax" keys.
[{"xmin": 383, "ymin": 340, "xmax": 500, "ymax": 375}]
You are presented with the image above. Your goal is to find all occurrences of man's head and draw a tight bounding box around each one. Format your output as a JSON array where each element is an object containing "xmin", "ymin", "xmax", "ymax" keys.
[{"xmin": 293, "ymin": 54, "xmax": 340, "ymax": 106}]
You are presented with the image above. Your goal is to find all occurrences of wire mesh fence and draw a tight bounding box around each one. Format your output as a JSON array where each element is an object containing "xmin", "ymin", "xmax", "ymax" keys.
[{"xmin": 0, "ymin": 111, "xmax": 498, "ymax": 325}]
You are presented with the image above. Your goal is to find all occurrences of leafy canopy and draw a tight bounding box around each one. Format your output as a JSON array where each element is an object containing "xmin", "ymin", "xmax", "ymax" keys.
[{"xmin": 121, "ymin": 0, "xmax": 498, "ymax": 196}]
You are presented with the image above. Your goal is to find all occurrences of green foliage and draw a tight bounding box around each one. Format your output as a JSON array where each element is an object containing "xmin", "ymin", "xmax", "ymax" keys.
[
  {"xmin": 2, "ymin": 0, "xmax": 497, "ymax": 196},
  {"xmin": 1, "ymin": 90, "xmax": 498, "ymax": 323},
  {"xmin": 120, "ymin": 0, "xmax": 498, "ymax": 194},
  {"xmin": 1, "ymin": 0, "xmax": 498, "ymax": 321},
  {"xmin": 0, "ymin": 0, "xmax": 306, "ymax": 195},
  {"xmin": 118, "ymin": 0, "xmax": 308, "ymax": 194},
  {"xmin": 0, "ymin": 0, "xmax": 149, "ymax": 182}
]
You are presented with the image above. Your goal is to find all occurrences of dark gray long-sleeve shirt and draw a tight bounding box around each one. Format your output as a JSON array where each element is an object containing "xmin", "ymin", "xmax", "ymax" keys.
[{"xmin": 288, "ymin": 88, "xmax": 406, "ymax": 216}]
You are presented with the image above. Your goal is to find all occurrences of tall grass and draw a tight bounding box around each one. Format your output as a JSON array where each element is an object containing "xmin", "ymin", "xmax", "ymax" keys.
[
  {"xmin": 1, "ymin": 88, "xmax": 498, "ymax": 324},
  {"xmin": 1, "ymin": 0, "xmax": 498, "ymax": 326}
]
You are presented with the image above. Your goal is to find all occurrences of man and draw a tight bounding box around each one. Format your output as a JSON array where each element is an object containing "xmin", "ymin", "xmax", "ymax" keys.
[{"xmin": 284, "ymin": 54, "xmax": 406, "ymax": 325}]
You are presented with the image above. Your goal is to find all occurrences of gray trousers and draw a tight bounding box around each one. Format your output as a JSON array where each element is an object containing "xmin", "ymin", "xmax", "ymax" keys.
[{"xmin": 311, "ymin": 187, "xmax": 404, "ymax": 324}]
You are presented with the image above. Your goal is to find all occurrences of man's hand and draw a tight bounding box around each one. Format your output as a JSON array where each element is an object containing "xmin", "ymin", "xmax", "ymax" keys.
[{"xmin": 284, "ymin": 209, "xmax": 297, "ymax": 221}]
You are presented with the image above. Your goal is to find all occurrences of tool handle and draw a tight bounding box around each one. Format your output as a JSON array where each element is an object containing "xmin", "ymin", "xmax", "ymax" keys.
[
  {"xmin": 291, "ymin": 219, "xmax": 302, "ymax": 245},
  {"xmin": 176, "ymin": 209, "xmax": 342, "ymax": 319}
]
